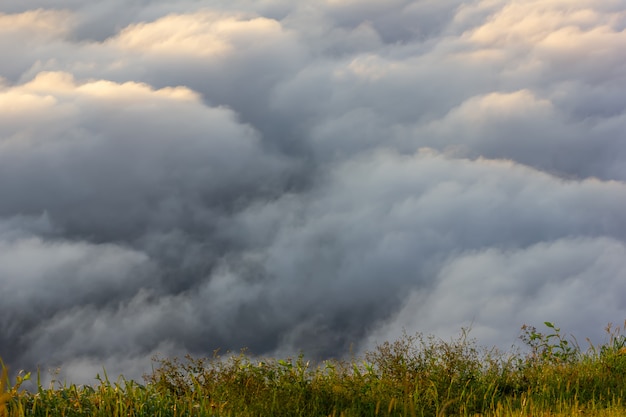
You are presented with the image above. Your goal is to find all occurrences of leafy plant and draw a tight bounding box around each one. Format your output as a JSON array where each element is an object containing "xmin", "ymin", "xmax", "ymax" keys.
[{"xmin": 519, "ymin": 321, "xmax": 579, "ymax": 364}]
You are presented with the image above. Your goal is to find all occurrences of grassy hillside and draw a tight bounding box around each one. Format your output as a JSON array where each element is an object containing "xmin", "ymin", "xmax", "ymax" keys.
[{"xmin": 2, "ymin": 322, "xmax": 626, "ymax": 416}]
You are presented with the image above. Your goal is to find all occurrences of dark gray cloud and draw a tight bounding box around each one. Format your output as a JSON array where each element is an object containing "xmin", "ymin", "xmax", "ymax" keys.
[{"xmin": 1, "ymin": 0, "xmax": 626, "ymax": 384}]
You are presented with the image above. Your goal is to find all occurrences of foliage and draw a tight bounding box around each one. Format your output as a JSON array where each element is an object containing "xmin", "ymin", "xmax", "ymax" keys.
[
  {"xmin": 519, "ymin": 321, "xmax": 579, "ymax": 364},
  {"xmin": 1, "ymin": 322, "xmax": 626, "ymax": 416}
]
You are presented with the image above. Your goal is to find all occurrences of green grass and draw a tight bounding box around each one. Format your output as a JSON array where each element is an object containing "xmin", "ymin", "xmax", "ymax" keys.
[{"xmin": 2, "ymin": 321, "xmax": 626, "ymax": 416}]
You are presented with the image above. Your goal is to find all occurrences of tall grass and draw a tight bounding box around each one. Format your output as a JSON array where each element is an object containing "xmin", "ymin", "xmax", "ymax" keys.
[{"xmin": 2, "ymin": 321, "xmax": 626, "ymax": 416}]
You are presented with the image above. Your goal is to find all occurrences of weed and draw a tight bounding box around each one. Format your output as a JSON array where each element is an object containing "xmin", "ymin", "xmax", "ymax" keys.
[
  {"xmin": 520, "ymin": 321, "xmax": 579, "ymax": 364},
  {"xmin": 0, "ymin": 359, "xmax": 30, "ymax": 417},
  {"xmin": 2, "ymin": 322, "xmax": 626, "ymax": 416}
]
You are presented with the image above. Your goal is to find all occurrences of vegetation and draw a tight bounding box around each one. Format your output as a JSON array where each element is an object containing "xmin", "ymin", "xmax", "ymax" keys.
[{"xmin": 2, "ymin": 321, "xmax": 626, "ymax": 416}]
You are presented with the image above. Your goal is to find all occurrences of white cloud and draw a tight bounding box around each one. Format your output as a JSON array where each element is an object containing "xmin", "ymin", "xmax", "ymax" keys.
[
  {"xmin": 111, "ymin": 11, "xmax": 285, "ymax": 57},
  {"xmin": 0, "ymin": 9, "xmax": 74, "ymax": 38}
]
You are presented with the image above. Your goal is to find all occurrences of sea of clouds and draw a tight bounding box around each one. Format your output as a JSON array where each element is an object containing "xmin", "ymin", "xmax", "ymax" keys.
[{"xmin": 1, "ymin": 0, "xmax": 625, "ymax": 383}]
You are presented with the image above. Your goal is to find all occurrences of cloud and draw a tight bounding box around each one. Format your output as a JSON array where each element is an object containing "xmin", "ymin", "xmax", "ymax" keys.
[
  {"xmin": 1, "ymin": 0, "xmax": 626, "ymax": 383},
  {"xmin": 368, "ymin": 236, "xmax": 626, "ymax": 351},
  {"xmin": 0, "ymin": 9, "xmax": 73, "ymax": 37},
  {"xmin": 0, "ymin": 217, "xmax": 156, "ymax": 371},
  {"xmin": 0, "ymin": 9, "xmax": 76, "ymax": 82},
  {"xmin": 221, "ymin": 149, "xmax": 626, "ymax": 357},
  {"xmin": 406, "ymin": 90, "xmax": 626, "ymax": 180},
  {"xmin": 0, "ymin": 69, "xmax": 292, "ymax": 376},
  {"xmin": 0, "ymin": 71, "xmax": 290, "ymax": 238},
  {"xmin": 111, "ymin": 11, "xmax": 283, "ymax": 57}
]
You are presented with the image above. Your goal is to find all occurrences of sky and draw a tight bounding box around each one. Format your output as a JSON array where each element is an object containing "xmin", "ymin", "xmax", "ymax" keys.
[{"xmin": 1, "ymin": 0, "xmax": 626, "ymax": 383}]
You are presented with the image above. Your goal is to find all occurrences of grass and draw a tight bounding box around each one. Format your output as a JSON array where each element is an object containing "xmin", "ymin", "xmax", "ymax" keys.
[{"xmin": 2, "ymin": 321, "xmax": 626, "ymax": 416}]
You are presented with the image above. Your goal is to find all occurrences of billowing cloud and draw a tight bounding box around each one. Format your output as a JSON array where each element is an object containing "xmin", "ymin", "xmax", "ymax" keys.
[
  {"xmin": 1, "ymin": 0, "xmax": 625, "ymax": 384},
  {"xmin": 229, "ymin": 150, "xmax": 626, "ymax": 355},
  {"xmin": 368, "ymin": 236, "xmax": 626, "ymax": 351},
  {"xmin": 0, "ymin": 71, "xmax": 290, "ymax": 238}
]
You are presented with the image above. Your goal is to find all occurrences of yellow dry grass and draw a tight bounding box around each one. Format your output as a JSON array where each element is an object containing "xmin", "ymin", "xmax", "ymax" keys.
[{"xmin": 0, "ymin": 364, "xmax": 10, "ymax": 417}]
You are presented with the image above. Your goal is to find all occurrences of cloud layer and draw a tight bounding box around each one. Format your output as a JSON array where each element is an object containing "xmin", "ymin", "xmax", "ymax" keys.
[{"xmin": 1, "ymin": 0, "xmax": 625, "ymax": 383}]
